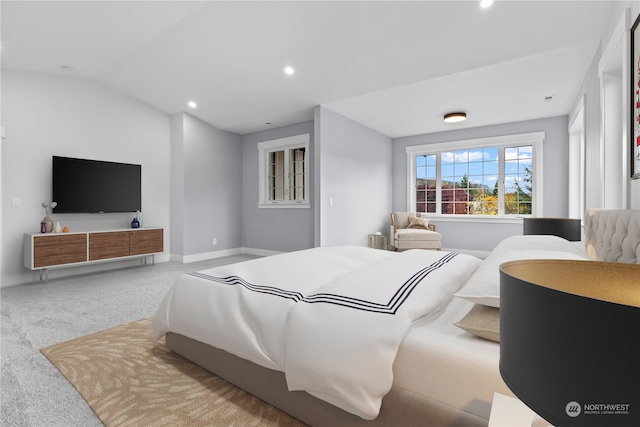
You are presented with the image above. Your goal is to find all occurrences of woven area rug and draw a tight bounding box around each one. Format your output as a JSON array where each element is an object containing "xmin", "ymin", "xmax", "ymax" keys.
[{"xmin": 40, "ymin": 318, "xmax": 306, "ymax": 427}]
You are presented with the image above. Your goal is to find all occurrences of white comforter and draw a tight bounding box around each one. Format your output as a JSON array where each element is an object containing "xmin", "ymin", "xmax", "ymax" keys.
[{"xmin": 153, "ymin": 246, "xmax": 481, "ymax": 419}]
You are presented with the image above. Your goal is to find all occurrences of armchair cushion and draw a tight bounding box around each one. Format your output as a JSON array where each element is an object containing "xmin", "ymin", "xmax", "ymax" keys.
[
  {"xmin": 407, "ymin": 216, "xmax": 430, "ymax": 230},
  {"xmin": 395, "ymin": 229, "xmax": 441, "ymax": 241}
]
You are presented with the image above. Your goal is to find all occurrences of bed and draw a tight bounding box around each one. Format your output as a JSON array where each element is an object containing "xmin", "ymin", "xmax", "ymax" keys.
[{"xmin": 152, "ymin": 209, "xmax": 640, "ymax": 426}]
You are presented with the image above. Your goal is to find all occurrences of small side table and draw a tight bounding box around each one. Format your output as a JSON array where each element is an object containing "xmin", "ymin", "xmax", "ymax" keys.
[{"xmin": 367, "ymin": 233, "xmax": 387, "ymax": 250}]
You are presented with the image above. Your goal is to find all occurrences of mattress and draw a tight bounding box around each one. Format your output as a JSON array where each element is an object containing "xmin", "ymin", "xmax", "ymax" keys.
[{"xmin": 394, "ymin": 296, "xmax": 513, "ymax": 420}]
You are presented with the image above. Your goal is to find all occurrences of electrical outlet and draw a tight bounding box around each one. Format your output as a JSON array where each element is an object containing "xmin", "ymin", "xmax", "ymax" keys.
[
  {"xmin": 212, "ymin": 238, "xmax": 217, "ymax": 245},
  {"xmin": 11, "ymin": 198, "xmax": 21, "ymax": 208}
]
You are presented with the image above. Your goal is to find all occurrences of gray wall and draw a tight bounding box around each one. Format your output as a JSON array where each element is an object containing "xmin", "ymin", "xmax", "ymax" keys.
[
  {"xmin": 1, "ymin": 70, "xmax": 172, "ymax": 287},
  {"xmin": 314, "ymin": 106, "xmax": 393, "ymax": 247},
  {"xmin": 392, "ymin": 116, "xmax": 570, "ymax": 252},
  {"xmin": 170, "ymin": 114, "xmax": 185, "ymax": 257},
  {"xmin": 176, "ymin": 113, "xmax": 243, "ymax": 258},
  {"xmin": 241, "ymin": 121, "xmax": 315, "ymax": 252}
]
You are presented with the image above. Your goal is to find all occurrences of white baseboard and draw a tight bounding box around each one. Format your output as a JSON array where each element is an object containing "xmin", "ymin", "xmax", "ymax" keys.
[
  {"xmin": 239, "ymin": 247, "xmax": 284, "ymax": 257},
  {"xmin": 173, "ymin": 247, "xmax": 284, "ymax": 264},
  {"xmin": 154, "ymin": 253, "xmax": 172, "ymax": 263},
  {"xmin": 173, "ymin": 248, "xmax": 242, "ymax": 264}
]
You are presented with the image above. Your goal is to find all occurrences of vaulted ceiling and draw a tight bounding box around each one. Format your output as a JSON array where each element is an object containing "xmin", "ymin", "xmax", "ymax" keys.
[{"xmin": 1, "ymin": 1, "xmax": 615, "ymax": 137}]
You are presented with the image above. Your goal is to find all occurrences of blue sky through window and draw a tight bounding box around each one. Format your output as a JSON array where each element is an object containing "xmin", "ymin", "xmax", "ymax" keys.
[{"xmin": 441, "ymin": 147, "xmax": 499, "ymax": 190}]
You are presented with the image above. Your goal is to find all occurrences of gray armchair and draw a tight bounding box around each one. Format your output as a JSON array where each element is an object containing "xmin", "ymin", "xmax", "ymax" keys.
[{"xmin": 390, "ymin": 212, "xmax": 441, "ymax": 251}]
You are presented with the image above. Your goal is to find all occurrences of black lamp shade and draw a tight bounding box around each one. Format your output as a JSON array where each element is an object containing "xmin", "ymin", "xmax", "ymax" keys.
[
  {"xmin": 500, "ymin": 260, "xmax": 640, "ymax": 427},
  {"xmin": 523, "ymin": 218, "xmax": 581, "ymax": 241}
]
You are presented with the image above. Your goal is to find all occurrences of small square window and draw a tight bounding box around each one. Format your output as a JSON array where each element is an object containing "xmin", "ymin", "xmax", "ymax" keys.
[{"xmin": 258, "ymin": 134, "xmax": 310, "ymax": 209}]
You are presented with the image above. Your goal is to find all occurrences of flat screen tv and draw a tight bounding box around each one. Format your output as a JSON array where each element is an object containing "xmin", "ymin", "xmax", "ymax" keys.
[{"xmin": 52, "ymin": 156, "xmax": 142, "ymax": 213}]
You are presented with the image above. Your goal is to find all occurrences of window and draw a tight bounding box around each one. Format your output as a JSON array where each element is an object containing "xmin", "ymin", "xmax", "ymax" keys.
[
  {"xmin": 258, "ymin": 134, "xmax": 310, "ymax": 208},
  {"xmin": 407, "ymin": 132, "xmax": 544, "ymax": 217}
]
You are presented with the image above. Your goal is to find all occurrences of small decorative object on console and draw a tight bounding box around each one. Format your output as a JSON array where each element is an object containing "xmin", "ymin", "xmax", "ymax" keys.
[
  {"xmin": 131, "ymin": 217, "xmax": 140, "ymax": 228},
  {"xmin": 40, "ymin": 201, "xmax": 57, "ymax": 233}
]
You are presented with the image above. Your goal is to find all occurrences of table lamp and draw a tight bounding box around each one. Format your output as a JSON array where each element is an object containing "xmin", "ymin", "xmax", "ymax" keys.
[
  {"xmin": 499, "ymin": 259, "xmax": 640, "ymax": 427},
  {"xmin": 523, "ymin": 218, "xmax": 581, "ymax": 241}
]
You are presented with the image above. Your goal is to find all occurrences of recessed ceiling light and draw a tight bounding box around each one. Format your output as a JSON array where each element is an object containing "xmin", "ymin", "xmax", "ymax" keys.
[
  {"xmin": 544, "ymin": 95, "xmax": 555, "ymax": 103},
  {"xmin": 443, "ymin": 112, "xmax": 467, "ymax": 123},
  {"xmin": 480, "ymin": 0, "xmax": 493, "ymax": 8},
  {"xmin": 60, "ymin": 65, "xmax": 76, "ymax": 72},
  {"xmin": 188, "ymin": 101, "xmax": 197, "ymax": 109},
  {"xmin": 284, "ymin": 66, "xmax": 295, "ymax": 76}
]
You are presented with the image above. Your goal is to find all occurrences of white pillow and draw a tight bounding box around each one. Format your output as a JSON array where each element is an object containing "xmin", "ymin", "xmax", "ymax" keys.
[{"xmin": 455, "ymin": 248, "xmax": 588, "ymax": 308}]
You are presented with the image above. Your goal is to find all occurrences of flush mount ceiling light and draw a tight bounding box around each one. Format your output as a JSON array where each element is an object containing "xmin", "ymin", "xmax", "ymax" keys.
[
  {"xmin": 443, "ymin": 112, "xmax": 467, "ymax": 123},
  {"xmin": 284, "ymin": 66, "xmax": 295, "ymax": 76}
]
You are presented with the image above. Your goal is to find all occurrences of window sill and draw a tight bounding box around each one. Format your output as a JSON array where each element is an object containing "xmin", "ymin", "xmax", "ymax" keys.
[
  {"xmin": 419, "ymin": 215, "xmax": 528, "ymax": 224},
  {"xmin": 258, "ymin": 202, "xmax": 310, "ymax": 209}
]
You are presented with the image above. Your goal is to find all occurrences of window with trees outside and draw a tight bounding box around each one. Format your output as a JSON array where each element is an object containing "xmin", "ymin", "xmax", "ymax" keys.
[
  {"xmin": 406, "ymin": 132, "xmax": 544, "ymax": 217},
  {"xmin": 258, "ymin": 133, "xmax": 310, "ymax": 208}
]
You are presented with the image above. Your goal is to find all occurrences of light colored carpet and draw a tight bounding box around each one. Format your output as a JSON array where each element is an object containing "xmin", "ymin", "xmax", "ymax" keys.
[
  {"xmin": 1, "ymin": 255, "xmax": 261, "ymax": 426},
  {"xmin": 40, "ymin": 317, "xmax": 305, "ymax": 427}
]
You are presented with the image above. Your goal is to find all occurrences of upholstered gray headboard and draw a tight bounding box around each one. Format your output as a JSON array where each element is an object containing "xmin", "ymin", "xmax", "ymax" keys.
[{"xmin": 585, "ymin": 209, "xmax": 640, "ymax": 264}]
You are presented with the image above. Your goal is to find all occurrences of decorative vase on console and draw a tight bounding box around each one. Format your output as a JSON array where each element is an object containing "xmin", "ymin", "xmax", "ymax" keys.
[
  {"xmin": 135, "ymin": 210, "xmax": 142, "ymax": 227},
  {"xmin": 41, "ymin": 201, "xmax": 57, "ymax": 233},
  {"xmin": 42, "ymin": 215, "xmax": 54, "ymax": 233}
]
